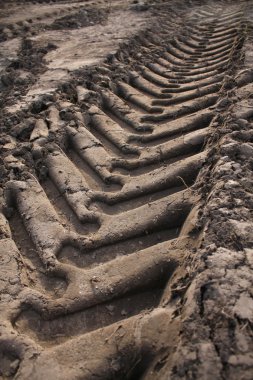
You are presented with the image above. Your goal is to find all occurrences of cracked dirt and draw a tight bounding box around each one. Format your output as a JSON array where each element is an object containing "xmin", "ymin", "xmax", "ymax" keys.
[{"xmin": 0, "ymin": 0, "xmax": 253, "ymax": 379}]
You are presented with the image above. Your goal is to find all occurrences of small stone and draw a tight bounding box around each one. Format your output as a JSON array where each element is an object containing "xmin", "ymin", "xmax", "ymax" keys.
[
  {"xmin": 106, "ymin": 305, "xmax": 115, "ymax": 312},
  {"xmin": 91, "ymin": 276, "xmax": 100, "ymax": 283},
  {"xmin": 2, "ymin": 142, "xmax": 17, "ymax": 151},
  {"xmin": 4, "ymin": 155, "xmax": 19, "ymax": 163}
]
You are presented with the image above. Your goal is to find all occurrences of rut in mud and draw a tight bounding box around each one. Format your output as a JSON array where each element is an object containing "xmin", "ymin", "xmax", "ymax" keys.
[{"xmin": 0, "ymin": 1, "xmax": 253, "ymax": 379}]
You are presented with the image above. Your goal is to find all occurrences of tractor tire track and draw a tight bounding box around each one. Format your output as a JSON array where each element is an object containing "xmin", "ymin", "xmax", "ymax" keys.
[{"xmin": 0, "ymin": 1, "xmax": 251, "ymax": 379}]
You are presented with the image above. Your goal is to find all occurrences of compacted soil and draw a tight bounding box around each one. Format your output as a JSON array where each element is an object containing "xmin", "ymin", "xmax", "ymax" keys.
[{"xmin": 0, "ymin": 0, "xmax": 253, "ymax": 379}]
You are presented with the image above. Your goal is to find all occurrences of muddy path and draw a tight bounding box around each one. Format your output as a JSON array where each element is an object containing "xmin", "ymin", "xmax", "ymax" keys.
[{"xmin": 0, "ymin": 0, "xmax": 253, "ymax": 379}]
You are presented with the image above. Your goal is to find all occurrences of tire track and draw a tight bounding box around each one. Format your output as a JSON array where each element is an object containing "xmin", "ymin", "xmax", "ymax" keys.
[
  {"xmin": 0, "ymin": 2, "xmax": 247, "ymax": 379},
  {"xmin": 0, "ymin": 0, "xmax": 119, "ymax": 42}
]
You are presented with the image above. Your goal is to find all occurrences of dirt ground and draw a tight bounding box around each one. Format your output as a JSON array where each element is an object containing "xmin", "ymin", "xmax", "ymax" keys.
[{"xmin": 0, "ymin": 0, "xmax": 253, "ymax": 379}]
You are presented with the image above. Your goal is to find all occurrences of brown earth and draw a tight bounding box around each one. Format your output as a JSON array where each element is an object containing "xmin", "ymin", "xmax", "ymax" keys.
[{"xmin": 0, "ymin": 0, "xmax": 253, "ymax": 379}]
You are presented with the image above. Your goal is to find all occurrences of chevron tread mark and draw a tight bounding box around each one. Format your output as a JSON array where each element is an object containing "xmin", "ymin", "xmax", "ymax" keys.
[{"xmin": 0, "ymin": 2, "xmax": 247, "ymax": 379}]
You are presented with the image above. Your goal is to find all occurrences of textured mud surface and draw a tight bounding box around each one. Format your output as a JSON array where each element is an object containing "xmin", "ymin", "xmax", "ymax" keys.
[
  {"xmin": 0, "ymin": 0, "xmax": 253, "ymax": 379},
  {"xmin": 0, "ymin": 0, "xmax": 152, "ymax": 113}
]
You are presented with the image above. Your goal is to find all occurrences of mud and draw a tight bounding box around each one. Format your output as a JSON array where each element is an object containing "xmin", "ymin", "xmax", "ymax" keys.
[
  {"xmin": 0, "ymin": 0, "xmax": 253, "ymax": 379},
  {"xmin": 50, "ymin": 8, "xmax": 108, "ymax": 30},
  {"xmin": 0, "ymin": 38, "xmax": 57, "ymax": 110}
]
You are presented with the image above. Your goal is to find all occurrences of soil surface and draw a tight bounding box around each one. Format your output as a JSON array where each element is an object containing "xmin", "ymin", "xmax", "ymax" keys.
[{"xmin": 0, "ymin": 0, "xmax": 253, "ymax": 379}]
